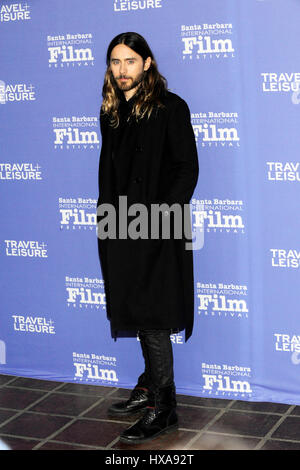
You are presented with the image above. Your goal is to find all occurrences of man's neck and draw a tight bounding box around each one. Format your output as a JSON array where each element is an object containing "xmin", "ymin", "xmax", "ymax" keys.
[{"xmin": 123, "ymin": 84, "xmax": 140, "ymax": 102}]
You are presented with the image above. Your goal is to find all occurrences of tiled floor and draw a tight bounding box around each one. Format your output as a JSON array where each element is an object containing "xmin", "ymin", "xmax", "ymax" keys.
[{"xmin": 0, "ymin": 373, "xmax": 300, "ymax": 450}]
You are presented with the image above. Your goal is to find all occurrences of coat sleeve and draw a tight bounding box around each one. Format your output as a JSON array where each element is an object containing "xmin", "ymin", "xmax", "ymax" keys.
[
  {"xmin": 163, "ymin": 98, "xmax": 199, "ymax": 206},
  {"xmin": 97, "ymin": 109, "xmax": 108, "ymax": 208},
  {"xmin": 99, "ymin": 108, "xmax": 108, "ymax": 138}
]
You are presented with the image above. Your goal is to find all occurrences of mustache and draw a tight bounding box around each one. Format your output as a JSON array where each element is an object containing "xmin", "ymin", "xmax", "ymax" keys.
[{"xmin": 110, "ymin": 70, "xmax": 147, "ymax": 92}]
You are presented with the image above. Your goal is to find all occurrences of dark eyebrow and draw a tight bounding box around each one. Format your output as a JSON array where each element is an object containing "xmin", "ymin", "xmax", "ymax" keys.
[{"xmin": 110, "ymin": 57, "xmax": 137, "ymax": 61}]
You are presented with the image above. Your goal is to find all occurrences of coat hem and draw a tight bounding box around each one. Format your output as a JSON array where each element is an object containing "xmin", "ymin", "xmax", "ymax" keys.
[{"xmin": 110, "ymin": 325, "xmax": 187, "ymax": 341}]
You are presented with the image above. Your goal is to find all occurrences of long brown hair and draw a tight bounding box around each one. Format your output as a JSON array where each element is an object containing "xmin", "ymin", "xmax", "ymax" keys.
[{"xmin": 101, "ymin": 32, "xmax": 168, "ymax": 127}]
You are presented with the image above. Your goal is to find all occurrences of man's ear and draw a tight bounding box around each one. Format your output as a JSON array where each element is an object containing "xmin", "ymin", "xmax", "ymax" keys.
[{"xmin": 144, "ymin": 56, "xmax": 151, "ymax": 71}]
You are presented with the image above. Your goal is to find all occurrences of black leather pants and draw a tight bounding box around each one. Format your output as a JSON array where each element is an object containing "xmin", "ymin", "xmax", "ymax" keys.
[{"xmin": 137, "ymin": 329, "xmax": 175, "ymax": 392}]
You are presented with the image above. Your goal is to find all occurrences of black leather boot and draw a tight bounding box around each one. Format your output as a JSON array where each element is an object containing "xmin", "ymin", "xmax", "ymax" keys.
[
  {"xmin": 108, "ymin": 334, "xmax": 151, "ymax": 415},
  {"xmin": 119, "ymin": 384, "xmax": 178, "ymax": 443},
  {"xmin": 119, "ymin": 329, "xmax": 178, "ymax": 443},
  {"xmin": 108, "ymin": 381, "xmax": 150, "ymax": 415}
]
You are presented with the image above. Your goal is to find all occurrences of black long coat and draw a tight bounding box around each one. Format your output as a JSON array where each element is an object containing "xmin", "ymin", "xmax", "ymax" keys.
[{"xmin": 97, "ymin": 89, "xmax": 199, "ymax": 342}]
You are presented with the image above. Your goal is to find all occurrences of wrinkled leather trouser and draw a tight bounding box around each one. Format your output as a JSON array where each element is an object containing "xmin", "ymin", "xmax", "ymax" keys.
[{"xmin": 137, "ymin": 329, "xmax": 176, "ymax": 406}]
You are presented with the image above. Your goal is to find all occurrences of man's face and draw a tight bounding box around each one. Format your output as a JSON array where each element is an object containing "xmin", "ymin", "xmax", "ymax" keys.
[{"xmin": 110, "ymin": 44, "xmax": 151, "ymax": 94}]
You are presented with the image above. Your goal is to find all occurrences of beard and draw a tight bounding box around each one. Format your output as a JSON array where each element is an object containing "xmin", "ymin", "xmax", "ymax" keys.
[{"xmin": 113, "ymin": 70, "xmax": 146, "ymax": 92}]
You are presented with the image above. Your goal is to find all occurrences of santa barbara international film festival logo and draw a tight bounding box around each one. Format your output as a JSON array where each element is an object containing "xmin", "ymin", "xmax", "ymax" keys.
[
  {"xmin": 0, "ymin": 80, "xmax": 36, "ymax": 104},
  {"xmin": 59, "ymin": 197, "xmax": 97, "ymax": 230},
  {"xmin": 65, "ymin": 275, "xmax": 106, "ymax": 311},
  {"xmin": 53, "ymin": 115, "xmax": 99, "ymax": 150},
  {"xmin": 0, "ymin": 3, "xmax": 31, "ymax": 22},
  {"xmin": 72, "ymin": 351, "xmax": 118, "ymax": 384},
  {"xmin": 197, "ymin": 281, "xmax": 249, "ymax": 319},
  {"xmin": 181, "ymin": 22, "xmax": 235, "ymax": 61},
  {"xmin": 47, "ymin": 32, "xmax": 94, "ymax": 68},
  {"xmin": 201, "ymin": 362, "xmax": 252, "ymax": 398},
  {"xmin": 191, "ymin": 110, "xmax": 240, "ymax": 148},
  {"xmin": 113, "ymin": 0, "xmax": 164, "ymax": 12},
  {"xmin": 191, "ymin": 197, "xmax": 245, "ymax": 234}
]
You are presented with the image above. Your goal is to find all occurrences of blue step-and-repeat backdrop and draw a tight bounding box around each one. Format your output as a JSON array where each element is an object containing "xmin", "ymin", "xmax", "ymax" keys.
[{"xmin": 0, "ymin": 0, "xmax": 300, "ymax": 405}]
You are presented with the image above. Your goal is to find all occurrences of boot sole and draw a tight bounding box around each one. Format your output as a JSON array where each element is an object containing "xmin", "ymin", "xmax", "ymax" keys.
[{"xmin": 119, "ymin": 423, "xmax": 179, "ymax": 444}]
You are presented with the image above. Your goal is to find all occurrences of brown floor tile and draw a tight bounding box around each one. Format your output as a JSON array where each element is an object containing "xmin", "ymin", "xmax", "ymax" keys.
[
  {"xmin": 0, "ymin": 388, "xmax": 46, "ymax": 410},
  {"xmin": 188, "ymin": 432, "xmax": 260, "ymax": 450},
  {"xmin": 231, "ymin": 400, "xmax": 290, "ymax": 414},
  {"xmin": 9, "ymin": 377, "xmax": 62, "ymax": 391},
  {"xmin": 0, "ymin": 412, "xmax": 71, "ymax": 439},
  {"xmin": 112, "ymin": 429, "xmax": 197, "ymax": 450},
  {"xmin": 109, "ymin": 388, "xmax": 132, "ymax": 399},
  {"xmin": 177, "ymin": 405, "xmax": 220, "ymax": 430},
  {"xmin": 29, "ymin": 392, "xmax": 101, "ymax": 416},
  {"xmin": 271, "ymin": 416, "xmax": 300, "ymax": 441},
  {"xmin": 37, "ymin": 440, "xmax": 98, "ymax": 450},
  {"xmin": 177, "ymin": 395, "xmax": 231, "ymax": 408},
  {"xmin": 58, "ymin": 382, "xmax": 115, "ymax": 397},
  {"xmin": 207, "ymin": 410, "xmax": 280, "ymax": 437},
  {"xmin": 54, "ymin": 419, "xmax": 129, "ymax": 447},
  {"xmin": 0, "ymin": 435, "xmax": 41, "ymax": 450},
  {"xmin": 289, "ymin": 406, "xmax": 300, "ymax": 416},
  {"xmin": 0, "ymin": 409, "xmax": 18, "ymax": 425},
  {"xmin": 0, "ymin": 375, "xmax": 16, "ymax": 386},
  {"xmin": 260, "ymin": 439, "xmax": 300, "ymax": 450}
]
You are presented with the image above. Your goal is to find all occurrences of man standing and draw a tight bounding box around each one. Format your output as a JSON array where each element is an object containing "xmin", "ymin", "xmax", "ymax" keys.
[{"xmin": 97, "ymin": 32, "xmax": 199, "ymax": 444}]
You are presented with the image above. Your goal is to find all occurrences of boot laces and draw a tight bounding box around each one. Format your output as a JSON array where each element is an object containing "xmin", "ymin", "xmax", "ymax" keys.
[
  {"xmin": 130, "ymin": 387, "xmax": 148, "ymax": 401},
  {"xmin": 140, "ymin": 407, "xmax": 157, "ymax": 425}
]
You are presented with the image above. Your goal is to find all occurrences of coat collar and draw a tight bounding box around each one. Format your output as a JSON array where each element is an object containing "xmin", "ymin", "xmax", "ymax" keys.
[{"xmin": 117, "ymin": 86, "xmax": 142, "ymax": 107}]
